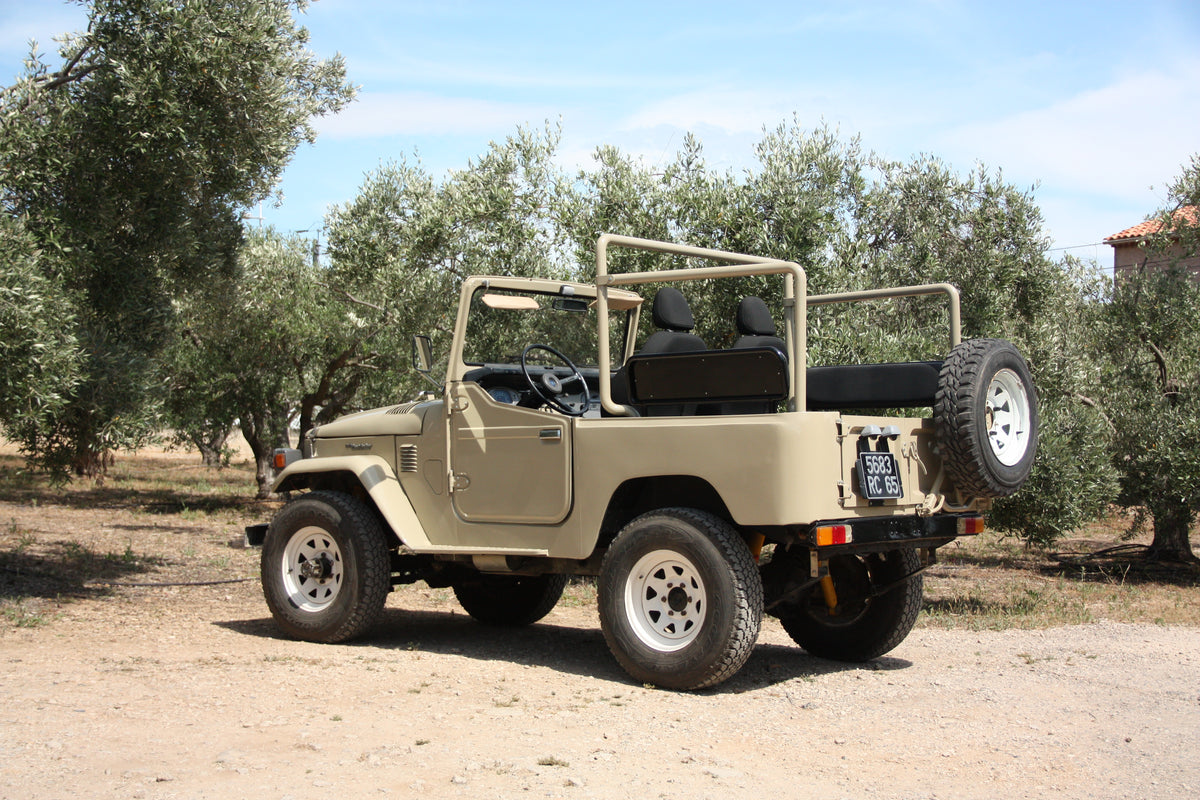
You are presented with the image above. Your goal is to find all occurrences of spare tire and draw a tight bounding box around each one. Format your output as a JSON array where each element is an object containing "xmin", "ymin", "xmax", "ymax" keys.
[{"xmin": 934, "ymin": 338, "xmax": 1038, "ymax": 499}]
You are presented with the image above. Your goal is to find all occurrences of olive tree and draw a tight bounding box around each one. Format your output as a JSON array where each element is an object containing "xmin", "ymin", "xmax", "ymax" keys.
[
  {"xmin": 560, "ymin": 124, "xmax": 868, "ymax": 349},
  {"xmin": 847, "ymin": 156, "xmax": 1116, "ymax": 545},
  {"xmin": 558, "ymin": 124, "xmax": 1115, "ymax": 544},
  {"xmin": 314, "ymin": 120, "xmax": 1117, "ymax": 544},
  {"xmin": 0, "ymin": 0, "xmax": 355, "ymax": 477},
  {"xmin": 0, "ymin": 217, "xmax": 81, "ymax": 451},
  {"xmin": 324, "ymin": 124, "xmax": 576, "ymax": 403},
  {"xmin": 1096, "ymin": 155, "xmax": 1200, "ymax": 563},
  {"xmin": 167, "ymin": 228, "xmax": 402, "ymax": 497}
]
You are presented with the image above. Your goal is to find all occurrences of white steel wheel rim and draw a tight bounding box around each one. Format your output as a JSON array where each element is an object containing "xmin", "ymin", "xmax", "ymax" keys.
[
  {"xmin": 985, "ymin": 368, "xmax": 1032, "ymax": 467},
  {"xmin": 623, "ymin": 549, "xmax": 707, "ymax": 652},
  {"xmin": 281, "ymin": 526, "xmax": 345, "ymax": 613}
]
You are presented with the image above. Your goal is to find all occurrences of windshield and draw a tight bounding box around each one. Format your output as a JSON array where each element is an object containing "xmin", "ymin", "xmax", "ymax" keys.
[{"xmin": 462, "ymin": 286, "xmax": 631, "ymax": 369}]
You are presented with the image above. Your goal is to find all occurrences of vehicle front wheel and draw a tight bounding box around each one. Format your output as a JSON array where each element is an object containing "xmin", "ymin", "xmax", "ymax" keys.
[
  {"xmin": 598, "ymin": 508, "xmax": 763, "ymax": 690},
  {"xmin": 453, "ymin": 573, "xmax": 568, "ymax": 626},
  {"xmin": 261, "ymin": 490, "xmax": 390, "ymax": 643},
  {"xmin": 777, "ymin": 548, "xmax": 923, "ymax": 662}
]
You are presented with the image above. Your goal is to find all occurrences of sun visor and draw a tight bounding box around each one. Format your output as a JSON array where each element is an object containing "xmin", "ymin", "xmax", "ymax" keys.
[{"xmin": 480, "ymin": 293, "xmax": 540, "ymax": 310}]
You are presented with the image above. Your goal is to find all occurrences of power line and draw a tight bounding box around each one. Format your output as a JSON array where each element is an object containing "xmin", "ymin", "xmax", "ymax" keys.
[{"xmin": 1048, "ymin": 241, "xmax": 1106, "ymax": 252}]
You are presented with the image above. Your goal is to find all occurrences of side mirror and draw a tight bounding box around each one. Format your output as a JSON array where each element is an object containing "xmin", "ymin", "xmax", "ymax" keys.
[{"xmin": 412, "ymin": 335, "xmax": 434, "ymax": 374}]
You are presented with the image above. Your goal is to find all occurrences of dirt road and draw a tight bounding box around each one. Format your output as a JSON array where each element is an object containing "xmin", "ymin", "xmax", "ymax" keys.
[{"xmin": 3, "ymin": 560, "xmax": 1198, "ymax": 800}]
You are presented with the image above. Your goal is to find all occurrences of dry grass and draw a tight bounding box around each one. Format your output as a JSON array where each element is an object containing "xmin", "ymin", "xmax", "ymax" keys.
[
  {"xmin": 921, "ymin": 518, "xmax": 1200, "ymax": 630},
  {"xmin": 0, "ymin": 443, "xmax": 271, "ymax": 627},
  {"xmin": 1, "ymin": 445, "xmax": 1197, "ymax": 632}
]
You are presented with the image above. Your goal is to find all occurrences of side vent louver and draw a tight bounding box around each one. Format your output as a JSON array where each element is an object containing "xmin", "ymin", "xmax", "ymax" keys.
[
  {"xmin": 387, "ymin": 402, "xmax": 421, "ymax": 415},
  {"xmin": 399, "ymin": 444, "xmax": 419, "ymax": 473}
]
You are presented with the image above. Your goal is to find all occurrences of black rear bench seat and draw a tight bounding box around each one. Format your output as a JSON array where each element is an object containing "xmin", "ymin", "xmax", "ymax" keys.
[
  {"xmin": 806, "ymin": 361, "xmax": 942, "ymax": 411},
  {"xmin": 621, "ymin": 348, "xmax": 941, "ymax": 414}
]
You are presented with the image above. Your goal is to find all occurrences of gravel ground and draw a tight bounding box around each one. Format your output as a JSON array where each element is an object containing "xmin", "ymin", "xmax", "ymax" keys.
[{"xmin": 2, "ymin": 567, "xmax": 1198, "ymax": 800}]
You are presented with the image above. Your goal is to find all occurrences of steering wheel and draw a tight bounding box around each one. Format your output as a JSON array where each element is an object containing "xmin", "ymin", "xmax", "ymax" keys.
[{"xmin": 520, "ymin": 344, "xmax": 592, "ymax": 416}]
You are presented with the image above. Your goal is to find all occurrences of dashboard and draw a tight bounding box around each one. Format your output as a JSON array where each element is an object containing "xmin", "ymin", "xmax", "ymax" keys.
[
  {"xmin": 486, "ymin": 385, "xmax": 523, "ymax": 405},
  {"xmin": 465, "ymin": 364, "xmax": 602, "ymax": 416}
]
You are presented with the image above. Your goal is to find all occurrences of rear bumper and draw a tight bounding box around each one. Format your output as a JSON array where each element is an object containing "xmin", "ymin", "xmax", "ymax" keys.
[{"xmin": 807, "ymin": 512, "xmax": 981, "ymax": 556}]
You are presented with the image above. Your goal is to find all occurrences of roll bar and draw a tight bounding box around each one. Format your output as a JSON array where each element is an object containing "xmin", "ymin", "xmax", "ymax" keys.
[{"xmin": 591, "ymin": 234, "xmax": 961, "ymax": 417}]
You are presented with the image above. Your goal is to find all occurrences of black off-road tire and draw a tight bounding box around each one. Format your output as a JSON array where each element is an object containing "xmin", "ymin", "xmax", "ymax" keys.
[
  {"xmin": 779, "ymin": 549, "xmax": 923, "ymax": 662},
  {"xmin": 453, "ymin": 573, "xmax": 569, "ymax": 626},
  {"xmin": 261, "ymin": 490, "xmax": 390, "ymax": 643},
  {"xmin": 598, "ymin": 508, "xmax": 763, "ymax": 690},
  {"xmin": 935, "ymin": 338, "xmax": 1039, "ymax": 499}
]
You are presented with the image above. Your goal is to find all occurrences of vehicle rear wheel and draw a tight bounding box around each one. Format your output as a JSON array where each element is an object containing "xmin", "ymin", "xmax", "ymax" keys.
[
  {"xmin": 599, "ymin": 508, "xmax": 762, "ymax": 690},
  {"xmin": 453, "ymin": 573, "xmax": 568, "ymax": 626},
  {"xmin": 261, "ymin": 490, "xmax": 390, "ymax": 643},
  {"xmin": 778, "ymin": 549, "xmax": 922, "ymax": 662},
  {"xmin": 935, "ymin": 338, "xmax": 1039, "ymax": 498}
]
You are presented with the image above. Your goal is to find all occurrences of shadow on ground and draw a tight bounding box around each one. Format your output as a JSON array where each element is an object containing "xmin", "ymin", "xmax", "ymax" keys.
[
  {"xmin": 217, "ymin": 606, "xmax": 912, "ymax": 694},
  {"xmin": 0, "ymin": 542, "xmax": 156, "ymax": 600}
]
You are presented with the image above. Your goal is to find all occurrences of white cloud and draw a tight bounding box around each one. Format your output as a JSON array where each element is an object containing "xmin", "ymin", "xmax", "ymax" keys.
[
  {"xmin": 937, "ymin": 59, "xmax": 1200, "ymax": 199},
  {"xmin": 619, "ymin": 87, "xmax": 798, "ymax": 136},
  {"xmin": 315, "ymin": 91, "xmax": 554, "ymax": 138}
]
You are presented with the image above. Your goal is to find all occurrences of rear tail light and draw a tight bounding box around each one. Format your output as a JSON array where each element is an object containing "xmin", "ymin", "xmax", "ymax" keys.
[
  {"xmin": 815, "ymin": 524, "xmax": 853, "ymax": 546},
  {"xmin": 957, "ymin": 516, "xmax": 985, "ymax": 536}
]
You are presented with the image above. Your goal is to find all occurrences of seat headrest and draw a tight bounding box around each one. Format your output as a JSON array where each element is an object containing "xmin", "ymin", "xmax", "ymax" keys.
[
  {"xmin": 736, "ymin": 296, "xmax": 776, "ymax": 337},
  {"xmin": 652, "ymin": 287, "xmax": 695, "ymax": 332}
]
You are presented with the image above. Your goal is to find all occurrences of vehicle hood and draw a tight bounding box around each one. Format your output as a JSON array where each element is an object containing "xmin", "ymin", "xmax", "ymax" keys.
[{"xmin": 310, "ymin": 401, "xmax": 436, "ymax": 438}]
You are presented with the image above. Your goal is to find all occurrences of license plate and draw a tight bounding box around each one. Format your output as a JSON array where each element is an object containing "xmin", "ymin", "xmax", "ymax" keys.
[{"xmin": 857, "ymin": 451, "xmax": 903, "ymax": 500}]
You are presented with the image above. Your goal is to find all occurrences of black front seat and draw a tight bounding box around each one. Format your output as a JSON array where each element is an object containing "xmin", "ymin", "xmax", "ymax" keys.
[
  {"xmin": 722, "ymin": 296, "xmax": 786, "ymax": 415},
  {"xmin": 610, "ymin": 287, "xmax": 707, "ymax": 416},
  {"xmin": 732, "ymin": 296, "xmax": 786, "ymax": 355},
  {"xmin": 641, "ymin": 287, "xmax": 707, "ymax": 354}
]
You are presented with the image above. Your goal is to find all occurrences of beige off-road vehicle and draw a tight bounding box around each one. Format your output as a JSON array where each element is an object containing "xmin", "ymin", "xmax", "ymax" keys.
[{"xmin": 256, "ymin": 235, "xmax": 1038, "ymax": 690}]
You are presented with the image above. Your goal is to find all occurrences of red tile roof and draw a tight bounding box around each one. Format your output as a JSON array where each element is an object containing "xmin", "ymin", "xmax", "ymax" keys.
[{"xmin": 1105, "ymin": 206, "xmax": 1199, "ymax": 243}]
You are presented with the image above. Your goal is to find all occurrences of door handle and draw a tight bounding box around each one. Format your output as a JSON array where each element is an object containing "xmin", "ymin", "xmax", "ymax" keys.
[{"xmin": 539, "ymin": 428, "xmax": 563, "ymax": 442}]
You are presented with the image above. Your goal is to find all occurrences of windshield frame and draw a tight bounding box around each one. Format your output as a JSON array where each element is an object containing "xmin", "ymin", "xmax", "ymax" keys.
[{"xmin": 447, "ymin": 276, "xmax": 641, "ymax": 382}]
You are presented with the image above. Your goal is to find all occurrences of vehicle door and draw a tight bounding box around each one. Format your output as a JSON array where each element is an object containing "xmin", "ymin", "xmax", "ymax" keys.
[{"xmin": 447, "ymin": 381, "xmax": 573, "ymax": 524}]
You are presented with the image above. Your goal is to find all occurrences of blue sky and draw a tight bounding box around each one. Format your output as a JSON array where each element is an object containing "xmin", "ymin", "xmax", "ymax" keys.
[{"xmin": 3, "ymin": 1, "xmax": 1199, "ymax": 272}]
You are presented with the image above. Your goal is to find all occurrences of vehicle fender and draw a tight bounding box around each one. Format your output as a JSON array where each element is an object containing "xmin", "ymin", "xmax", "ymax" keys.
[{"xmin": 272, "ymin": 455, "xmax": 434, "ymax": 550}]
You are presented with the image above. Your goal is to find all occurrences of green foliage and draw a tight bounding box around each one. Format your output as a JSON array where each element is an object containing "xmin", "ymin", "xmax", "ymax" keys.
[
  {"xmin": 855, "ymin": 159, "xmax": 1055, "ymax": 337},
  {"xmin": 1096, "ymin": 187, "xmax": 1200, "ymax": 560},
  {"xmin": 988, "ymin": 400, "xmax": 1114, "ymax": 547},
  {"xmin": 165, "ymin": 230, "xmax": 299, "ymax": 493},
  {"xmin": 744, "ymin": 120, "xmax": 866, "ymax": 272},
  {"xmin": 0, "ymin": 0, "xmax": 355, "ymax": 476},
  {"xmin": 0, "ymin": 217, "xmax": 81, "ymax": 458},
  {"xmin": 324, "ymin": 124, "xmax": 577, "ymax": 403},
  {"xmin": 167, "ymin": 228, "xmax": 402, "ymax": 497},
  {"xmin": 317, "ymin": 122, "xmax": 1115, "ymax": 543},
  {"xmin": 983, "ymin": 253, "xmax": 1117, "ymax": 546}
]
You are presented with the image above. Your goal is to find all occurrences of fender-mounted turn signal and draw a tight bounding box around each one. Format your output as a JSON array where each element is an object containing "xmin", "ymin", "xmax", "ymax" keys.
[{"xmin": 273, "ymin": 448, "xmax": 302, "ymax": 470}]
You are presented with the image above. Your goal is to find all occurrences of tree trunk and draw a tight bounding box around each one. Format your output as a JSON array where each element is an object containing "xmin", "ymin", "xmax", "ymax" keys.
[
  {"xmin": 71, "ymin": 447, "xmax": 113, "ymax": 478},
  {"xmin": 239, "ymin": 409, "xmax": 289, "ymax": 499},
  {"xmin": 191, "ymin": 428, "xmax": 231, "ymax": 468},
  {"xmin": 1148, "ymin": 507, "xmax": 1200, "ymax": 563}
]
